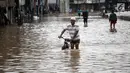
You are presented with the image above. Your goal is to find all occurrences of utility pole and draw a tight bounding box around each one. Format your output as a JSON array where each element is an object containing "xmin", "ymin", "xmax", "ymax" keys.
[
  {"xmin": 6, "ymin": 0, "xmax": 8, "ymax": 19},
  {"xmin": 45, "ymin": 0, "xmax": 48, "ymax": 12},
  {"xmin": 83, "ymin": 0, "xmax": 86, "ymax": 9},
  {"xmin": 64, "ymin": 0, "xmax": 65, "ymax": 13},
  {"xmin": 56, "ymin": 0, "xmax": 58, "ymax": 6},
  {"xmin": 77, "ymin": 0, "xmax": 79, "ymax": 10},
  {"xmin": 92, "ymin": 0, "xmax": 94, "ymax": 12},
  {"xmin": 98, "ymin": 0, "xmax": 100, "ymax": 11},
  {"xmin": 34, "ymin": 0, "xmax": 36, "ymax": 15},
  {"xmin": 105, "ymin": 0, "xmax": 108, "ymax": 13}
]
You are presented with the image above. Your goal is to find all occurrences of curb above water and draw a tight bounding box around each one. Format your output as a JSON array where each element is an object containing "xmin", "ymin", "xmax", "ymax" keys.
[{"xmin": 118, "ymin": 16, "xmax": 130, "ymax": 21}]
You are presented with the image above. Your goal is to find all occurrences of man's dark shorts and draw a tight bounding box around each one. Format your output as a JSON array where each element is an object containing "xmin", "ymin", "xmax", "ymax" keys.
[
  {"xmin": 83, "ymin": 18, "xmax": 88, "ymax": 22},
  {"xmin": 110, "ymin": 20, "xmax": 117, "ymax": 24},
  {"xmin": 71, "ymin": 39, "xmax": 80, "ymax": 44}
]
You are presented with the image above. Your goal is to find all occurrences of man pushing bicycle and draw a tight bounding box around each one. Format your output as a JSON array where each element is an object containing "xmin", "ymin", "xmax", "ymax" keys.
[{"xmin": 59, "ymin": 17, "xmax": 80, "ymax": 49}]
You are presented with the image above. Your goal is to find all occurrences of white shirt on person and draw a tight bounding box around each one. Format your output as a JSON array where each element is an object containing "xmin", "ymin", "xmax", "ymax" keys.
[{"xmin": 65, "ymin": 25, "xmax": 80, "ymax": 40}]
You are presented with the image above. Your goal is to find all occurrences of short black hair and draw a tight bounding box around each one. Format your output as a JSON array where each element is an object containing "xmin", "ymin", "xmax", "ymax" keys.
[{"xmin": 111, "ymin": 10, "xmax": 114, "ymax": 13}]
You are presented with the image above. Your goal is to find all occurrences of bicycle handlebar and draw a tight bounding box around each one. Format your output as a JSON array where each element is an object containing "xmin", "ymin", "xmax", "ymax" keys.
[{"xmin": 58, "ymin": 36, "xmax": 71, "ymax": 42}]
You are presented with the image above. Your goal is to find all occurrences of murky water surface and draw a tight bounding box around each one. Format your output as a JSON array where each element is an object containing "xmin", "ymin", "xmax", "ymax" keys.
[{"xmin": 0, "ymin": 16, "xmax": 130, "ymax": 73}]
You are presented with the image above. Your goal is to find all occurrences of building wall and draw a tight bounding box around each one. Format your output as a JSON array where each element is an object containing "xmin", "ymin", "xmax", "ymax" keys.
[
  {"xmin": 19, "ymin": 0, "xmax": 25, "ymax": 5},
  {"xmin": 70, "ymin": 0, "xmax": 105, "ymax": 4},
  {"xmin": 0, "ymin": 0, "xmax": 15, "ymax": 7},
  {"xmin": 60, "ymin": 0, "xmax": 69, "ymax": 13},
  {"xmin": 93, "ymin": 0, "xmax": 105, "ymax": 3},
  {"xmin": 61, "ymin": 0, "xmax": 130, "ymax": 13},
  {"xmin": 48, "ymin": 0, "xmax": 56, "ymax": 4},
  {"xmin": 0, "ymin": 0, "xmax": 6, "ymax": 7}
]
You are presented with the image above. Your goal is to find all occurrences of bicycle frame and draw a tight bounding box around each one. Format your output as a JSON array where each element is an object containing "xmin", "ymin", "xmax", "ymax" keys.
[{"xmin": 60, "ymin": 37, "xmax": 71, "ymax": 50}]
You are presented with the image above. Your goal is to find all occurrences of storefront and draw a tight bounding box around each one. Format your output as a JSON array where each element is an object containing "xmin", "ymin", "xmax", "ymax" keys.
[
  {"xmin": 0, "ymin": 0, "xmax": 6, "ymax": 7},
  {"xmin": 0, "ymin": 0, "xmax": 15, "ymax": 24}
]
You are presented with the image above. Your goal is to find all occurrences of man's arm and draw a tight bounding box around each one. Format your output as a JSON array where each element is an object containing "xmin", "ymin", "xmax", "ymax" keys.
[
  {"xmin": 59, "ymin": 29, "xmax": 66, "ymax": 38},
  {"xmin": 109, "ymin": 14, "xmax": 112, "ymax": 21},
  {"xmin": 115, "ymin": 14, "xmax": 117, "ymax": 21}
]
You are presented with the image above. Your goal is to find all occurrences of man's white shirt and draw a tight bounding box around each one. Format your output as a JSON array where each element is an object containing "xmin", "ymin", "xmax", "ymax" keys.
[{"xmin": 65, "ymin": 25, "xmax": 80, "ymax": 40}]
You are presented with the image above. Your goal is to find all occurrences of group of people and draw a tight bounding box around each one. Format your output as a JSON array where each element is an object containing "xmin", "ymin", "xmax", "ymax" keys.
[{"xmin": 59, "ymin": 10, "xmax": 117, "ymax": 50}]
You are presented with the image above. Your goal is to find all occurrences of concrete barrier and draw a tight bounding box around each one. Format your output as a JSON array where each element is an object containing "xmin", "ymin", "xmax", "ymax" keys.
[{"xmin": 119, "ymin": 16, "xmax": 130, "ymax": 21}]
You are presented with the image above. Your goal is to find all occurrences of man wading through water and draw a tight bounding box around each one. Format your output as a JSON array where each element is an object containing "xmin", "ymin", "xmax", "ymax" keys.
[
  {"xmin": 59, "ymin": 17, "xmax": 80, "ymax": 49},
  {"xmin": 82, "ymin": 8, "xmax": 88, "ymax": 27},
  {"xmin": 109, "ymin": 10, "xmax": 117, "ymax": 32}
]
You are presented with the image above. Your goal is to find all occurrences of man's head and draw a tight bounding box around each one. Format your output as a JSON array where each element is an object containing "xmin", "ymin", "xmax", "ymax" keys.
[
  {"xmin": 70, "ymin": 17, "xmax": 76, "ymax": 25},
  {"xmin": 111, "ymin": 10, "xmax": 114, "ymax": 13}
]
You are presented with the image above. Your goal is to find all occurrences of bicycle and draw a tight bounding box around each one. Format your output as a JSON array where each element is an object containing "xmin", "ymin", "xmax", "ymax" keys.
[{"xmin": 59, "ymin": 36, "xmax": 71, "ymax": 50}]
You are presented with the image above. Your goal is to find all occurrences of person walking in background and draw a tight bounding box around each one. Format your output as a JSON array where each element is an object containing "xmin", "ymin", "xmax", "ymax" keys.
[
  {"xmin": 82, "ymin": 8, "xmax": 88, "ymax": 27},
  {"xmin": 77, "ymin": 9, "xmax": 81, "ymax": 17},
  {"xmin": 69, "ymin": 8, "xmax": 72, "ymax": 14},
  {"xmin": 109, "ymin": 10, "xmax": 117, "ymax": 32}
]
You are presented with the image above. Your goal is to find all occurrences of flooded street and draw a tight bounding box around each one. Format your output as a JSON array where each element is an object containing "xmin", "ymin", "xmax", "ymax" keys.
[{"xmin": 0, "ymin": 16, "xmax": 130, "ymax": 73}]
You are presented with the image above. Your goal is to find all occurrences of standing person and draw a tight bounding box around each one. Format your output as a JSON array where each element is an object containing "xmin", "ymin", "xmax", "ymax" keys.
[
  {"xmin": 109, "ymin": 10, "xmax": 117, "ymax": 32},
  {"xmin": 77, "ymin": 9, "xmax": 81, "ymax": 17},
  {"xmin": 102, "ymin": 9, "xmax": 106, "ymax": 18},
  {"xmin": 82, "ymin": 9, "xmax": 88, "ymax": 27},
  {"xmin": 59, "ymin": 17, "xmax": 80, "ymax": 49},
  {"xmin": 69, "ymin": 8, "xmax": 72, "ymax": 14}
]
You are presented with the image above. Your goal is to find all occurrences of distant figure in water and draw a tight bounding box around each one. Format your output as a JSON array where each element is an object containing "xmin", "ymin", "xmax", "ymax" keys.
[
  {"xmin": 82, "ymin": 8, "xmax": 88, "ymax": 27},
  {"xmin": 109, "ymin": 10, "xmax": 117, "ymax": 32}
]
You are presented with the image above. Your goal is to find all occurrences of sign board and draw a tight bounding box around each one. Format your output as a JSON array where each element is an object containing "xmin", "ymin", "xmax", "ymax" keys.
[{"xmin": 115, "ymin": 3, "xmax": 125, "ymax": 12}]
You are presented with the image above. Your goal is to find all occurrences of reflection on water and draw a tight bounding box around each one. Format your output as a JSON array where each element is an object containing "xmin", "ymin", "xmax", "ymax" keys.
[
  {"xmin": 69, "ymin": 50, "xmax": 80, "ymax": 73},
  {"xmin": 0, "ymin": 26, "xmax": 22, "ymax": 73},
  {"xmin": 60, "ymin": 50, "xmax": 80, "ymax": 73}
]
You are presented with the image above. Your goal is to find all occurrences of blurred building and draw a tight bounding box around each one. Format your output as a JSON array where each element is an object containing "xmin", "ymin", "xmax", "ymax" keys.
[
  {"xmin": 69, "ymin": 0, "xmax": 106, "ymax": 12},
  {"xmin": 105, "ymin": 0, "xmax": 130, "ymax": 12},
  {"xmin": 0, "ymin": 0, "xmax": 15, "ymax": 7},
  {"xmin": 60, "ymin": 0, "xmax": 69, "ymax": 13},
  {"xmin": 48, "ymin": 0, "xmax": 60, "ymax": 13},
  {"xmin": 0, "ymin": 0, "xmax": 15, "ymax": 24},
  {"xmin": 68, "ymin": 0, "xmax": 130, "ymax": 13},
  {"xmin": 27, "ymin": 0, "xmax": 45, "ymax": 16}
]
